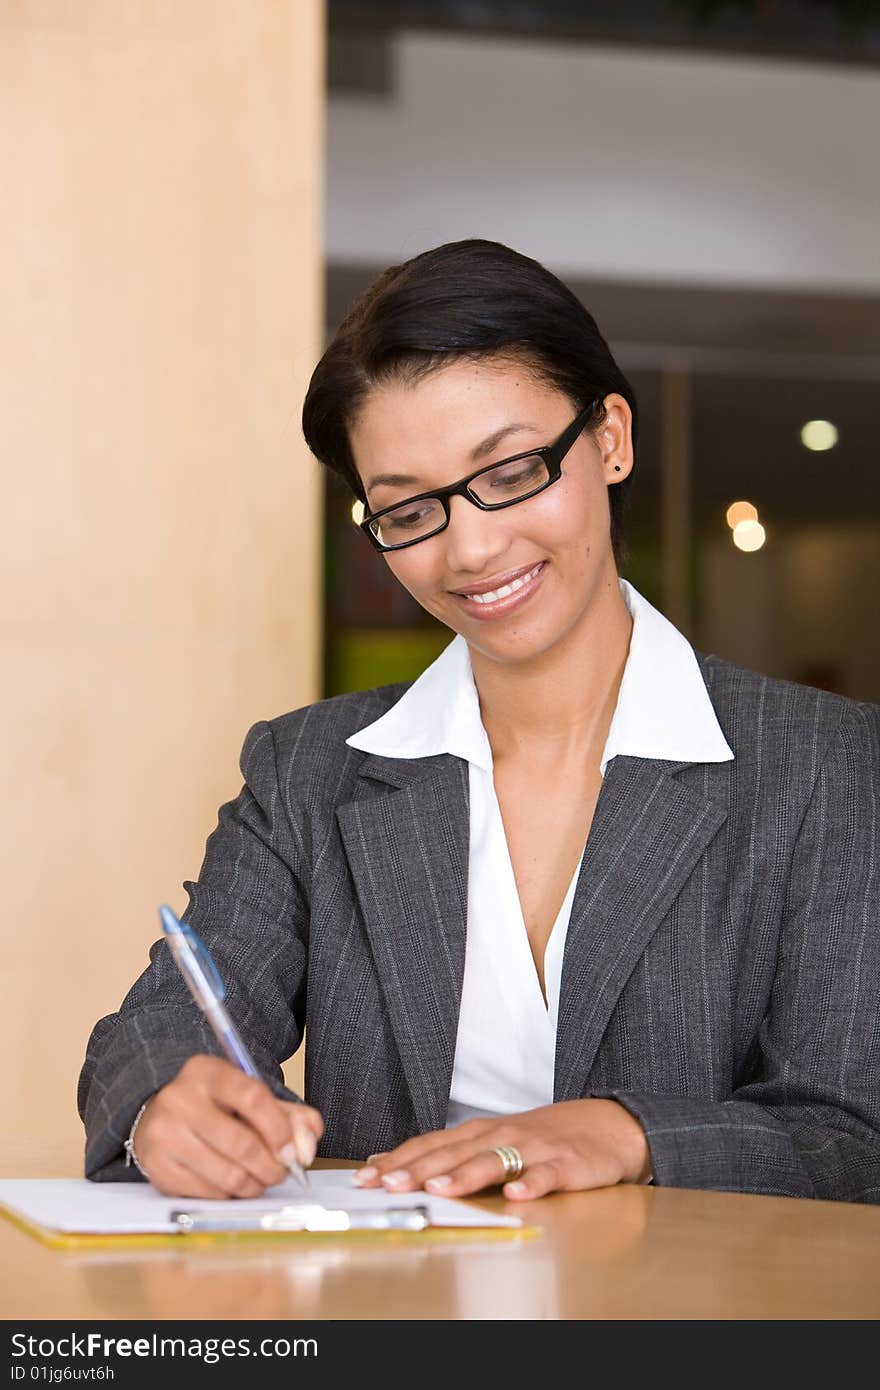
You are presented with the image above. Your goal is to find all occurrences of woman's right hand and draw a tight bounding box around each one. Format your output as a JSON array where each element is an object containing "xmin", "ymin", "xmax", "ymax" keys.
[{"xmin": 130, "ymin": 1055, "xmax": 324, "ymax": 1198}]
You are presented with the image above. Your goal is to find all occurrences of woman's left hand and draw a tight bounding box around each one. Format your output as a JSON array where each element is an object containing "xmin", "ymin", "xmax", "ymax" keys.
[{"xmin": 352, "ymin": 1099, "xmax": 652, "ymax": 1201}]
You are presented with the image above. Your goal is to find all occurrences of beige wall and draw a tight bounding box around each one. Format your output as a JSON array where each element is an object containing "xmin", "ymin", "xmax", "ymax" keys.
[{"xmin": 1, "ymin": 0, "xmax": 322, "ymax": 1165}]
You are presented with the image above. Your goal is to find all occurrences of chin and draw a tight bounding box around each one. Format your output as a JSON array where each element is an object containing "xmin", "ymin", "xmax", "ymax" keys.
[{"xmin": 467, "ymin": 622, "xmax": 564, "ymax": 664}]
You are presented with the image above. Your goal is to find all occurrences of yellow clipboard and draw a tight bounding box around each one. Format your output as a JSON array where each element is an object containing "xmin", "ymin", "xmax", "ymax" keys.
[{"xmin": 0, "ymin": 1199, "xmax": 541, "ymax": 1252}]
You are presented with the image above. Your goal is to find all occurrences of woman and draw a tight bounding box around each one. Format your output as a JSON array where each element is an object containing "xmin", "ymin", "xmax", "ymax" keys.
[{"xmin": 79, "ymin": 239, "xmax": 880, "ymax": 1205}]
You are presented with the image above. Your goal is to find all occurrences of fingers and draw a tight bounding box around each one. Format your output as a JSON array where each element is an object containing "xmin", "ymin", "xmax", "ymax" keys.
[
  {"xmin": 148, "ymin": 1156, "xmax": 233, "ymax": 1201},
  {"xmin": 148, "ymin": 1130, "xmax": 270, "ymax": 1200},
  {"xmin": 352, "ymin": 1131, "xmax": 605, "ymax": 1200},
  {"xmin": 280, "ymin": 1102, "xmax": 324, "ymax": 1167},
  {"xmin": 352, "ymin": 1139, "xmax": 462, "ymax": 1188},
  {"xmin": 132, "ymin": 1055, "xmax": 325, "ymax": 1198},
  {"xmin": 353, "ymin": 1119, "xmax": 494, "ymax": 1188},
  {"xmin": 422, "ymin": 1148, "xmax": 533, "ymax": 1198},
  {"xmin": 190, "ymin": 1104, "xmax": 288, "ymax": 1190},
  {"xmin": 199, "ymin": 1057, "xmax": 293, "ymax": 1160},
  {"xmin": 354, "ymin": 1134, "xmax": 505, "ymax": 1195},
  {"xmin": 501, "ymin": 1160, "xmax": 563, "ymax": 1201}
]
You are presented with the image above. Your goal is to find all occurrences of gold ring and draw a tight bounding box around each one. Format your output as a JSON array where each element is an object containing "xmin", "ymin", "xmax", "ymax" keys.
[{"xmin": 490, "ymin": 1144, "xmax": 524, "ymax": 1182}]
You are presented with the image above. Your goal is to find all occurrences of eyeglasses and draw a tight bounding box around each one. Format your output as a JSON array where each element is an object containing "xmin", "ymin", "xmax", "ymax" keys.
[{"xmin": 358, "ymin": 399, "xmax": 601, "ymax": 552}]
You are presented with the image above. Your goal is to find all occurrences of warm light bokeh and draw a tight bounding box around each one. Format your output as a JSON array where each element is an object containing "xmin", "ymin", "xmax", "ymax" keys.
[{"xmin": 732, "ymin": 519, "xmax": 767, "ymax": 552}]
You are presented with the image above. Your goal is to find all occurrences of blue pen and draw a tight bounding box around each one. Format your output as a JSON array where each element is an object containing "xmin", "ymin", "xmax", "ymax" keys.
[{"xmin": 159, "ymin": 904, "xmax": 310, "ymax": 1192}]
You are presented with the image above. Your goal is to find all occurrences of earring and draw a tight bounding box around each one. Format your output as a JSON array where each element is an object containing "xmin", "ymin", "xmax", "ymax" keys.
[{"xmin": 613, "ymin": 465, "xmax": 621, "ymax": 472}]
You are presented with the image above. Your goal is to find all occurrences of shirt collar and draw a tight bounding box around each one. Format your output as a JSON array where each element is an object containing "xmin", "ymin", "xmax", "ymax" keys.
[
  {"xmin": 345, "ymin": 579, "xmax": 734, "ymax": 776},
  {"xmin": 346, "ymin": 624, "xmax": 494, "ymax": 772}
]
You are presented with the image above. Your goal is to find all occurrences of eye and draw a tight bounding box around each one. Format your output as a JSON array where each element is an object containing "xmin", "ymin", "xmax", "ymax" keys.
[
  {"xmin": 474, "ymin": 455, "xmax": 548, "ymax": 499},
  {"xmin": 488, "ymin": 458, "xmax": 544, "ymax": 489},
  {"xmin": 372, "ymin": 495, "xmax": 446, "ymax": 546},
  {"xmin": 384, "ymin": 506, "xmax": 432, "ymax": 530}
]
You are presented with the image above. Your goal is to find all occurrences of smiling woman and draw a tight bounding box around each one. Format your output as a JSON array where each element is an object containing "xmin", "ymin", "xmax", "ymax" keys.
[{"xmin": 79, "ymin": 240, "xmax": 880, "ymax": 1208}]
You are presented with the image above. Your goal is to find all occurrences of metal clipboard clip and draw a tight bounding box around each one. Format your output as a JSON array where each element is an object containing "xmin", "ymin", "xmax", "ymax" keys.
[{"xmin": 170, "ymin": 1202, "xmax": 431, "ymax": 1234}]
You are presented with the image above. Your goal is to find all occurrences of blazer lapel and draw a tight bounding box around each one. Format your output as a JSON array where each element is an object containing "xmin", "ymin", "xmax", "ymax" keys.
[
  {"xmin": 554, "ymin": 755, "xmax": 728, "ymax": 1101},
  {"xmin": 336, "ymin": 752, "xmax": 469, "ymax": 1134}
]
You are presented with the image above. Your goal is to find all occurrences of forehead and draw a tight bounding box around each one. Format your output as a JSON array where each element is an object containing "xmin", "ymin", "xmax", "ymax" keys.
[{"xmin": 350, "ymin": 359, "xmax": 566, "ymax": 476}]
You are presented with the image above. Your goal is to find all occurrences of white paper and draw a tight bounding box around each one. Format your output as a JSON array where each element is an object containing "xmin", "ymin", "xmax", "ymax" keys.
[{"xmin": 0, "ymin": 1170, "xmax": 522, "ymax": 1234}]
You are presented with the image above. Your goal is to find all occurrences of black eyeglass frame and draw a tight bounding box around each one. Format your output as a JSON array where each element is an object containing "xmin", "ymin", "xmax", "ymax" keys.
[{"xmin": 358, "ymin": 398, "xmax": 602, "ymax": 553}]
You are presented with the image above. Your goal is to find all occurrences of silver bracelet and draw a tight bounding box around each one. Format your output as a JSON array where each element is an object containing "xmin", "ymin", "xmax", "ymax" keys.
[{"xmin": 123, "ymin": 1099, "xmax": 152, "ymax": 1179}]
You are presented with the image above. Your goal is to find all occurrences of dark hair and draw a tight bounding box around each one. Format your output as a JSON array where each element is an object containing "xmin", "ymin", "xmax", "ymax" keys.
[{"xmin": 302, "ymin": 239, "xmax": 638, "ymax": 567}]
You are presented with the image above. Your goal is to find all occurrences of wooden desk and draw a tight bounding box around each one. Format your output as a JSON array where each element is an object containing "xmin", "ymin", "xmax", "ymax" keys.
[{"xmin": 3, "ymin": 1141, "xmax": 879, "ymax": 1319}]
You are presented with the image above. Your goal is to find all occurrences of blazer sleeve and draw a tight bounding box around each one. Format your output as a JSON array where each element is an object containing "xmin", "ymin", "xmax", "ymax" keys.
[
  {"xmin": 77, "ymin": 720, "xmax": 309, "ymax": 1183},
  {"xmin": 594, "ymin": 700, "xmax": 880, "ymax": 1204}
]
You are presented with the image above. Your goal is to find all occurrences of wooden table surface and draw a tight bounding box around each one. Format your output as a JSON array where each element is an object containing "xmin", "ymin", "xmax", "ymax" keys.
[{"xmin": 3, "ymin": 1139, "xmax": 880, "ymax": 1320}]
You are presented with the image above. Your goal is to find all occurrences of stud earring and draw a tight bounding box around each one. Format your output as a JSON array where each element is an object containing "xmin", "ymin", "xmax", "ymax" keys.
[{"xmin": 613, "ymin": 465, "xmax": 621, "ymax": 472}]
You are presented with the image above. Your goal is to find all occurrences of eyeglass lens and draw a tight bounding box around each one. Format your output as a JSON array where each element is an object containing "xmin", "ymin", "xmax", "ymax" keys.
[{"xmin": 369, "ymin": 454, "xmax": 551, "ymax": 547}]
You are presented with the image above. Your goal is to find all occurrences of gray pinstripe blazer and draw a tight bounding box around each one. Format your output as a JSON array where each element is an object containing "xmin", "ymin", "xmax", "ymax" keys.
[{"xmin": 78, "ymin": 653, "xmax": 880, "ymax": 1202}]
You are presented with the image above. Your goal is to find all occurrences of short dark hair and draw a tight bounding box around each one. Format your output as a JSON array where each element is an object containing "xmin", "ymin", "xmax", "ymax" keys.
[{"xmin": 302, "ymin": 238, "xmax": 638, "ymax": 567}]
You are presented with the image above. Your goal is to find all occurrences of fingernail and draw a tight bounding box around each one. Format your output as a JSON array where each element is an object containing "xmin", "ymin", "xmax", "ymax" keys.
[
  {"xmin": 352, "ymin": 1166, "xmax": 378, "ymax": 1186},
  {"xmin": 382, "ymin": 1169, "xmax": 410, "ymax": 1190},
  {"xmin": 367, "ymin": 1153, "xmax": 386, "ymax": 1163},
  {"xmin": 296, "ymin": 1134, "xmax": 317, "ymax": 1167},
  {"xmin": 425, "ymin": 1175, "xmax": 452, "ymax": 1190},
  {"xmin": 281, "ymin": 1136, "xmax": 315, "ymax": 1168},
  {"xmin": 505, "ymin": 1181, "xmax": 527, "ymax": 1196}
]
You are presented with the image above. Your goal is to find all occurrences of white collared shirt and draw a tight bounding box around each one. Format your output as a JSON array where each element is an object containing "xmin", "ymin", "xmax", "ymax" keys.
[{"xmin": 345, "ymin": 580, "xmax": 734, "ymax": 1127}]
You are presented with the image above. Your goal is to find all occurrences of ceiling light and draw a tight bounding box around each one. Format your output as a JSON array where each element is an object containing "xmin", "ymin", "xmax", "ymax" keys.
[
  {"xmin": 732, "ymin": 519, "xmax": 766, "ymax": 552},
  {"xmin": 800, "ymin": 419, "xmax": 838, "ymax": 451},
  {"xmin": 351, "ymin": 500, "xmax": 365, "ymax": 525},
  {"xmin": 725, "ymin": 500, "xmax": 758, "ymax": 529}
]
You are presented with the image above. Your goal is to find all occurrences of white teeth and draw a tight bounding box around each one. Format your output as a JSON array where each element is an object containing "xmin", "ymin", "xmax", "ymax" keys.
[{"xmin": 463, "ymin": 563, "xmax": 543, "ymax": 604}]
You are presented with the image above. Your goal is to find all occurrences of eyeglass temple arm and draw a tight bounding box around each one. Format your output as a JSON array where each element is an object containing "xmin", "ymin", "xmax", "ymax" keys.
[{"xmin": 549, "ymin": 397, "xmax": 602, "ymax": 461}]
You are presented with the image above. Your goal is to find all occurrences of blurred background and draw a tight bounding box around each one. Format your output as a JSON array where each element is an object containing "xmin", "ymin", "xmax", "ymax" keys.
[
  {"xmin": 322, "ymin": 0, "xmax": 880, "ymax": 701},
  {"xmin": 2, "ymin": 0, "xmax": 878, "ymax": 1164}
]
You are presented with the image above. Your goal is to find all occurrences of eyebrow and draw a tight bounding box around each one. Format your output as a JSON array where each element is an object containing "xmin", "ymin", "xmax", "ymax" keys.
[{"xmin": 364, "ymin": 422, "xmax": 539, "ymax": 498}]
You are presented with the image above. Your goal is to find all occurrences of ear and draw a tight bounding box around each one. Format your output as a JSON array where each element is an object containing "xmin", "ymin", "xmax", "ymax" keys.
[{"xmin": 596, "ymin": 394, "xmax": 634, "ymax": 485}]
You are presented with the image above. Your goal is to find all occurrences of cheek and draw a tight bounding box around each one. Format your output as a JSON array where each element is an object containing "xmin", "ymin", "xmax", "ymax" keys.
[
  {"xmin": 383, "ymin": 552, "xmax": 441, "ymax": 599},
  {"xmin": 530, "ymin": 475, "xmax": 602, "ymax": 548}
]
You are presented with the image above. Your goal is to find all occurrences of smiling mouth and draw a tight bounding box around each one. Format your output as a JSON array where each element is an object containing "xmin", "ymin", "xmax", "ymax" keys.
[
  {"xmin": 450, "ymin": 561, "xmax": 548, "ymax": 617},
  {"xmin": 452, "ymin": 562, "xmax": 546, "ymax": 603}
]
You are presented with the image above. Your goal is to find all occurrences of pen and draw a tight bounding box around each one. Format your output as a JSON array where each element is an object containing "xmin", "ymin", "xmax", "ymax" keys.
[{"xmin": 159, "ymin": 903, "xmax": 311, "ymax": 1193}]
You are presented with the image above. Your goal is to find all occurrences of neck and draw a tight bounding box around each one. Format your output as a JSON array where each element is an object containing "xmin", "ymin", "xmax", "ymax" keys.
[{"xmin": 468, "ymin": 571, "xmax": 633, "ymax": 766}]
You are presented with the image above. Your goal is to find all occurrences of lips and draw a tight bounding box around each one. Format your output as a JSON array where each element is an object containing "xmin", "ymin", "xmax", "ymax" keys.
[
  {"xmin": 450, "ymin": 560, "xmax": 548, "ymax": 620},
  {"xmin": 451, "ymin": 562, "xmax": 546, "ymax": 597}
]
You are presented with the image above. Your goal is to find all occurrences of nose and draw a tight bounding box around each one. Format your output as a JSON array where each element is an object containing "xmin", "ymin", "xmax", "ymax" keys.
[{"xmin": 442, "ymin": 493, "xmax": 512, "ymax": 576}]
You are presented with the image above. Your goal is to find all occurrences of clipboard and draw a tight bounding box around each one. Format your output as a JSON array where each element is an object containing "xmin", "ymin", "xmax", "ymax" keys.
[{"xmin": 0, "ymin": 1173, "xmax": 539, "ymax": 1251}]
